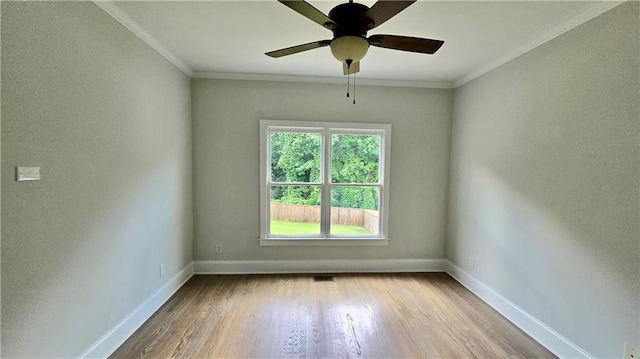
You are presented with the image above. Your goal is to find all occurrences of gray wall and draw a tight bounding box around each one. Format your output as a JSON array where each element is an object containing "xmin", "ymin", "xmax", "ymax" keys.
[
  {"xmin": 2, "ymin": 1, "xmax": 637, "ymax": 358},
  {"xmin": 192, "ymin": 79, "xmax": 452, "ymax": 262},
  {"xmin": 1, "ymin": 2, "xmax": 193, "ymax": 357},
  {"xmin": 447, "ymin": 3, "xmax": 639, "ymax": 358}
]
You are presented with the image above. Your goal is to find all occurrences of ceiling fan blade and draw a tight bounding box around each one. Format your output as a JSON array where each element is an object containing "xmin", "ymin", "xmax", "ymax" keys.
[
  {"xmin": 368, "ymin": 35, "xmax": 444, "ymax": 54},
  {"xmin": 279, "ymin": 0, "xmax": 337, "ymax": 29},
  {"xmin": 266, "ymin": 40, "xmax": 331, "ymax": 58},
  {"xmin": 343, "ymin": 61, "xmax": 360, "ymax": 75},
  {"xmin": 362, "ymin": 1, "xmax": 416, "ymax": 29}
]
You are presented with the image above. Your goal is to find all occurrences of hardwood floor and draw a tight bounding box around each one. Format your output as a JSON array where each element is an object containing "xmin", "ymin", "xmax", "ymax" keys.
[{"xmin": 110, "ymin": 273, "xmax": 555, "ymax": 358}]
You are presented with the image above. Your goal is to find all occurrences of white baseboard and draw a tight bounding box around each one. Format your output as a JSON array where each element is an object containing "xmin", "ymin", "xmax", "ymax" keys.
[
  {"xmin": 194, "ymin": 258, "xmax": 446, "ymax": 274},
  {"xmin": 445, "ymin": 260, "xmax": 592, "ymax": 359},
  {"xmin": 79, "ymin": 262, "xmax": 194, "ymax": 359}
]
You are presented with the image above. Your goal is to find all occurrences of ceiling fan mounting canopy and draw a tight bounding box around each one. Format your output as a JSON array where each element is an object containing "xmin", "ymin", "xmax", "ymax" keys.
[{"xmin": 265, "ymin": 0, "xmax": 444, "ymax": 75}]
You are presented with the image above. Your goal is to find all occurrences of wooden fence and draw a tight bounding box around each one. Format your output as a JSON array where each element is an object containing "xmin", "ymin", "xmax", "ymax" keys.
[{"xmin": 270, "ymin": 203, "xmax": 379, "ymax": 234}]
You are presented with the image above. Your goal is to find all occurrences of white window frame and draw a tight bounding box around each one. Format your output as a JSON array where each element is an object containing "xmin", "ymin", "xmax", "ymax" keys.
[{"xmin": 259, "ymin": 119, "xmax": 391, "ymax": 246}]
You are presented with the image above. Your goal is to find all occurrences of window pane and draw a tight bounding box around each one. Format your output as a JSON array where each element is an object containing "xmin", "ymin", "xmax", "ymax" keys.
[
  {"xmin": 270, "ymin": 185, "xmax": 320, "ymax": 235},
  {"xmin": 330, "ymin": 186, "xmax": 379, "ymax": 235},
  {"xmin": 271, "ymin": 132, "xmax": 321, "ymax": 183},
  {"xmin": 331, "ymin": 134, "xmax": 380, "ymax": 184}
]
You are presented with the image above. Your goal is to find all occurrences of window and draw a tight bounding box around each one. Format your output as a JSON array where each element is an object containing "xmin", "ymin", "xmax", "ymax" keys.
[{"xmin": 259, "ymin": 120, "xmax": 391, "ymax": 245}]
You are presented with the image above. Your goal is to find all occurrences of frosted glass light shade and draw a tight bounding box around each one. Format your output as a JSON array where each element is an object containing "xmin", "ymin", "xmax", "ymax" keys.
[{"xmin": 330, "ymin": 36, "xmax": 370, "ymax": 63}]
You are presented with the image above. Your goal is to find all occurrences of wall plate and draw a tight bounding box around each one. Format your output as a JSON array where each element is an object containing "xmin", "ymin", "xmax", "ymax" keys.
[{"xmin": 16, "ymin": 166, "xmax": 40, "ymax": 181}]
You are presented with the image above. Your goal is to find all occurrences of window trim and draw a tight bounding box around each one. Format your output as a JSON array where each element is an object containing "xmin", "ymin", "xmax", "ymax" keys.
[{"xmin": 259, "ymin": 119, "xmax": 391, "ymax": 246}]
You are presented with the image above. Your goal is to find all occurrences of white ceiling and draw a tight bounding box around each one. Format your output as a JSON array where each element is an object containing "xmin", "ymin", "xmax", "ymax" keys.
[{"xmin": 99, "ymin": 0, "xmax": 621, "ymax": 87}]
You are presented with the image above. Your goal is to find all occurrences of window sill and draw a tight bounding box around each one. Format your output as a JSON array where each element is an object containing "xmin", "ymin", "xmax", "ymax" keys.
[{"xmin": 259, "ymin": 238, "xmax": 389, "ymax": 247}]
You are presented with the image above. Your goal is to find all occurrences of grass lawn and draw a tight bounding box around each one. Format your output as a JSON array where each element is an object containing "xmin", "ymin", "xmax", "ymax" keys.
[{"xmin": 270, "ymin": 220, "xmax": 371, "ymax": 235}]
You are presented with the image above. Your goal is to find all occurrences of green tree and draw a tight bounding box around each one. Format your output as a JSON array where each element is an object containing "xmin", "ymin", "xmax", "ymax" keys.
[
  {"xmin": 270, "ymin": 132, "xmax": 380, "ymax": 210},
  {"xmin": 271, "ymin": 132, "xmax": 321, "ymax": 205},
  {"xmin": 331, "ymin": 134, "xmax": 380, "ymax": 184},
  {"xmin": 330, "ymin": 134, "xmax": 380, "ymax": 210}
]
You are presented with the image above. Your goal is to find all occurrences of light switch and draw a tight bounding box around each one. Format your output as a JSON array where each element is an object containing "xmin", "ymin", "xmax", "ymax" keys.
[{"xmin": 16, "ymin": 166, "xmax": 40, "ymax": 181}]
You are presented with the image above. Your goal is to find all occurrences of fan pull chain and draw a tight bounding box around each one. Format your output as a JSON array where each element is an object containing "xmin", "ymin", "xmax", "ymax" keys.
[
  {"xmin": 346, "ymin": 72, "xmax": 350, "ymax": 98},
  {"xmin": 353, "ymin": 70, "xmax": 356, "ymax": 104},
  {"xmin": 345, "ymin": 59, "xmax": 352, "ymax": 99},
  {"xmin": 346, "ymin": 65, "xmax": 350, "ymax": 98}
]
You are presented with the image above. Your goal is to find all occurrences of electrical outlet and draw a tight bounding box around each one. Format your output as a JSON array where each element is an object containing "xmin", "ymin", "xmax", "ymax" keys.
[
  {"xmin": 470, "ymin": 256, "xmax": 475, "ymax": 269},
  {"xmin": 159, "ymin": 264, "xmax": 165, "ymax": 278},
  {"xmin": 215, "ymin": 244, "xmax": 223, "ymax": 254},
  {"xmin": 624, "ymin": 343, "xmax": 637, "ymax": 359}
]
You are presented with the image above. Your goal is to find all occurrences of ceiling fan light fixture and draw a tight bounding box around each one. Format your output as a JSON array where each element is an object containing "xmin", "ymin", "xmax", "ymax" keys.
[{"xmin": 330, "ymin": 36, "xmax": 370, "ymax": 63}]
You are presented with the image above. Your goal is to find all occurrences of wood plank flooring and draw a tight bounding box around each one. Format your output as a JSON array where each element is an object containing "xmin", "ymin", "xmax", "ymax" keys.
[{"xmin": 110, "ymin": 273, "xmax": 555, "ymax": 358}]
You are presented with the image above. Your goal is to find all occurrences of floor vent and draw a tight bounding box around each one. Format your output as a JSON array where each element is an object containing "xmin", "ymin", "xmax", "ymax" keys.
[{"xmin": 314, "ymin": 275, "xmax": 334, "ymax": 282}]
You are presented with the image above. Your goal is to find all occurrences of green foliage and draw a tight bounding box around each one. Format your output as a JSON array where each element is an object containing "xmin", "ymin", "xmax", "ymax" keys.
[
  {"xmin": 331, "ymin": 134, "xmax": 379, "ymax": 184},
  {"xmin": 331, "ymin": 186, "xmax": 378, "ymax": 210},
  {"xmin": 271, "ymin": 186, "xmax": 320, "ymax": 206},
  {"xmin": 271, "ymin": 132, "xmax": 321, "ymax": 205},
  {"xmin": 330, "ymin": 134, "xmax": 380, "ymax": 210},
  {"xmin": 270, "ymin": 131, "xmax": 380, "ymax": 210}
]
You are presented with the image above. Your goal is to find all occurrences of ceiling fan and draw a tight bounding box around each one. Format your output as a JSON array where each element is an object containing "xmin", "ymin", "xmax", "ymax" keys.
[{"xmin": 265, "ymin": 0, "xmax": 444, "ymax": 76}]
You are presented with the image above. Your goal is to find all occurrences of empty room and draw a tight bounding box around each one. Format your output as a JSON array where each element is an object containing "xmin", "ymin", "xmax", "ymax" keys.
[{"xmin": 1, "ymin": 0, "xmax": 638, "ymax": 358}]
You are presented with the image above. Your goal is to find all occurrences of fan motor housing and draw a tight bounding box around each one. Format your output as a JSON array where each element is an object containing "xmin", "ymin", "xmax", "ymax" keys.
[{"xmin": 328, "ymin": 2, "xmax": 372, "ymax": 38}]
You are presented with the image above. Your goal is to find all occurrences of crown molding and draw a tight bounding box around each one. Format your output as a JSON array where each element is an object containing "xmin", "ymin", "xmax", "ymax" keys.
[
  {"xmin": 192, "ymin": 71, "xmax": 454, "ymax": 89},
  {"xmin": 453, "ymin": 1, "xmax": 626, "ymax": 88},
  {"xmin": 93, "ymin": 1, "xmax": 193, "ymax": 77}
]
